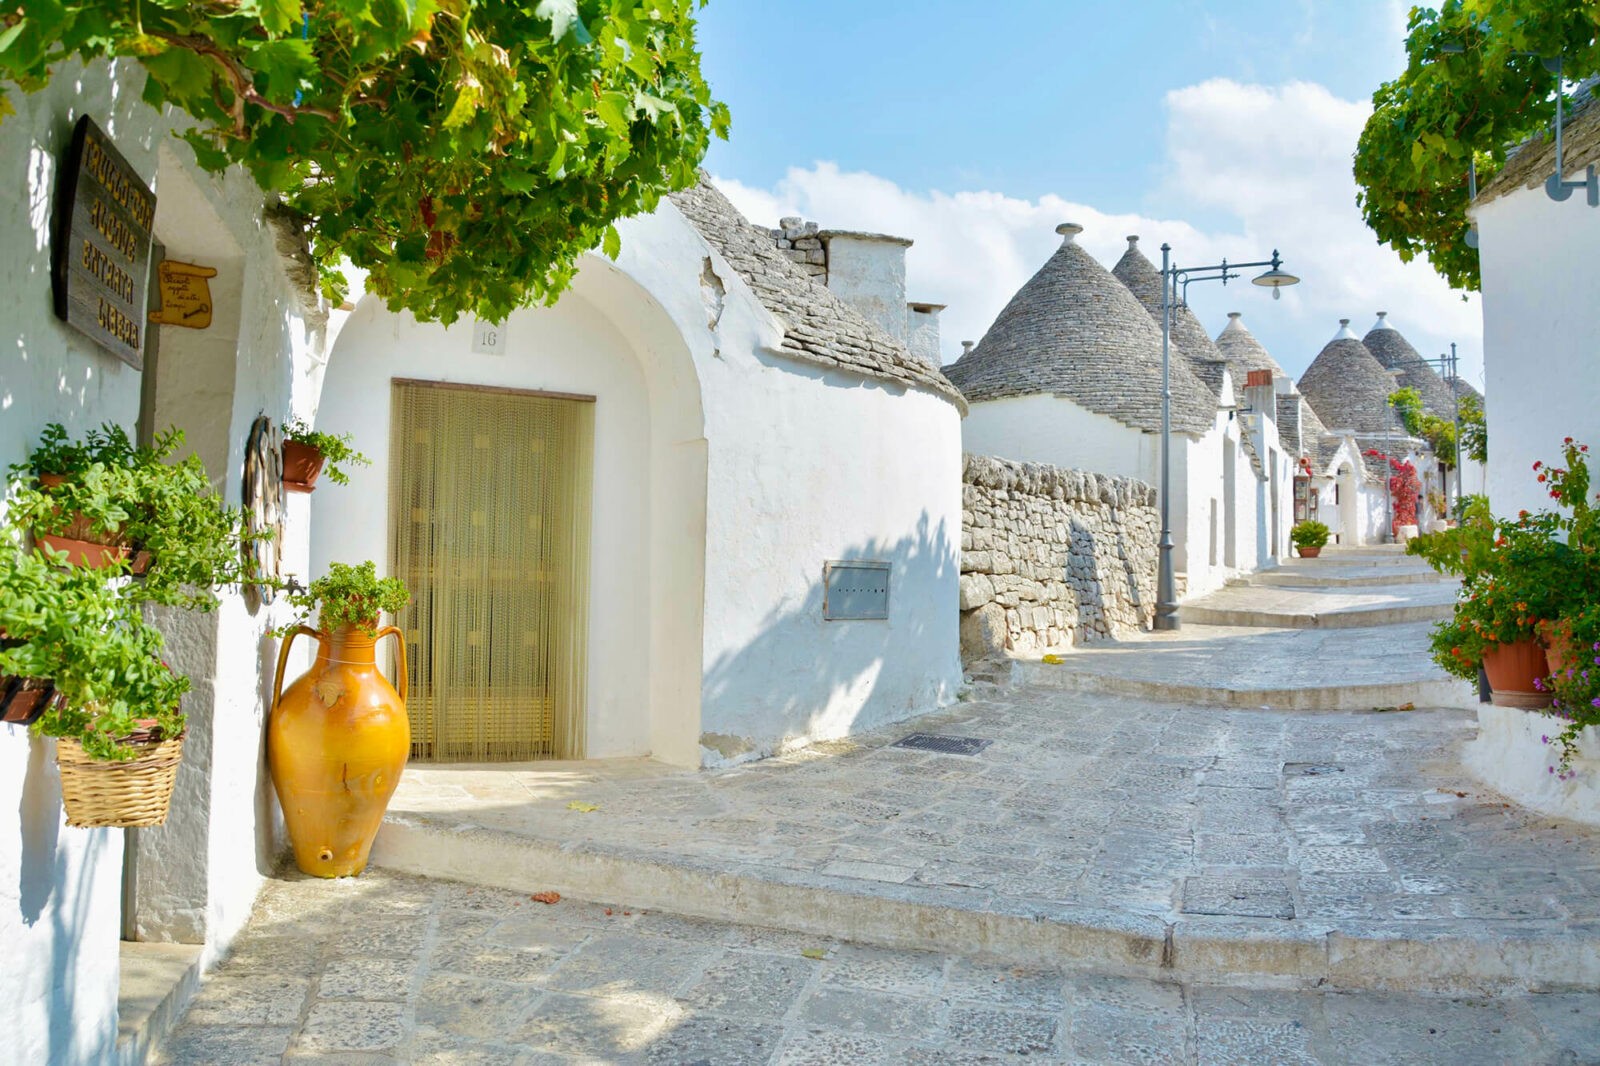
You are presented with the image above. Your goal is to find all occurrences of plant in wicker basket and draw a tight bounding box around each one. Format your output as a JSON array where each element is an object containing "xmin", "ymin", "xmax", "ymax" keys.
[{"xmin": 0, "ymin": 547, "xmax": 189, "ymax": 826}]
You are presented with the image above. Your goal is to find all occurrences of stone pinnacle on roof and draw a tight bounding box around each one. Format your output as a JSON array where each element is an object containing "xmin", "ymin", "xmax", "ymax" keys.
[
  {"xmin": 1298, "ymin": 319, "xmax": 1407, "ymax": 436},
  {"xmin": 1111, "ymin": 235, "xmax": 1228, "ymax": 399},
  {"xmin": 1213, "ymin": 312, "xmax": 1289, "ymax": 381},
  {"xmin": 944, "ymin": 224, "xmax": 1216, "ymax": 435},
  {"xmin": 1361, "ymin": 311, "xmax": 1457, "ymax": 418}
]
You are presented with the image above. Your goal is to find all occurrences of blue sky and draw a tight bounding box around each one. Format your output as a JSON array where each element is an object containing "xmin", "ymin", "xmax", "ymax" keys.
[{"xmin": 692, "ymin": 1, "xmax": 1485, "ymax": 390}]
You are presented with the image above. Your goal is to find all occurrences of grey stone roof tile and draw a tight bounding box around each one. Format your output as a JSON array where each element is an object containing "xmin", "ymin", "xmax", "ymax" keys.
[
  {"xmin": 944, "ymin": 225, "xmax": 1215, "ymax": 435},
  {"xmin": 1276, "ymin": 394, "xmax": 1301, "ymax": 455},
  {"xmin": 1298, "ymin": 320, "xmax": 1407, "ymax": 437},
  {"xmin": 1111, "ymin": 237, "xmax": 1227, "ymax": 399},
  {"xmin": 1214, "ymin": 312, "xmax": 1289, "ymax": 382},
  {"xmin": 1446, "ymin": 374, "xmax": 1484, "ymax": 406},
  {"xmin": 1362, "ymin": 313, "xmax": 1456, "ymax": 418},
  {"xmin": 669, "ymin": 178, "xmax": 967, "ymax": 413}
]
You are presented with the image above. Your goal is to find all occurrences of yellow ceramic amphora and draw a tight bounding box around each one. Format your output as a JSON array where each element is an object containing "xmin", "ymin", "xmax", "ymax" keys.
[{"xmin": 269, "ymin": 623, "xmax": 409, "ymax": 877}]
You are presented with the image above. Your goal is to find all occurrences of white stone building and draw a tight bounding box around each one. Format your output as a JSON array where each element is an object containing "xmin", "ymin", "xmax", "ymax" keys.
[
  {"xmin": 1472, "ymin": 88, "xmax": 1598, "ymax": 517},
  {"xmin": 942, "ymin": 224, "xmax": 1293, "ymax": 608},
  {"xmin": 313, "ymin": 180, "xmax": 967, "ymax": 771}
]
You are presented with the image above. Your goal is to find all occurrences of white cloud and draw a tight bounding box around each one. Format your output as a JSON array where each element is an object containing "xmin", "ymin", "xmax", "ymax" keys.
[{"xmin": 712, "ymin": 77, "xmax": 1483, "ymax": 390}]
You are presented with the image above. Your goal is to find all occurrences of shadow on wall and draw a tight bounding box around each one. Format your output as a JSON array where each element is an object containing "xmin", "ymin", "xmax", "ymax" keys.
[
  {"xmin": 698, "ymin": 513, "xmax": 958, "ymax": 766},
  {"xmin": 16, "ymin": 739, "xmax": 117, "ymax": 1064}
]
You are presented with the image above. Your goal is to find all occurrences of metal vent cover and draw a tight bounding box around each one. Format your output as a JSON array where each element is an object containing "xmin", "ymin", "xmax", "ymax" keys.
[
  {"xmin": 823, "ymin": 560, "xmax": 890, "ymax": 620},
  {"xmin": 893, "ymin": 733, "xmax": 993, "ymax": 756}
]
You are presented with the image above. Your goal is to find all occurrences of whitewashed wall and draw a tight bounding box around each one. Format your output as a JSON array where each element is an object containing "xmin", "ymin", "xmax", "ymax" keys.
[
  {"xmin": 0, "ymin": 58, "xmax": 317, "ymax": 1065},
  {"xmin": 696, "ymin": 357, "xmax": 962, "ymax": 763},
  {"xmin": 1475, "ymin": 187, "xmax": 1599, "ymax": 516},
  {"xmin": 960, "ymin": 396, "xmax": 1159, "ymax": 488}
]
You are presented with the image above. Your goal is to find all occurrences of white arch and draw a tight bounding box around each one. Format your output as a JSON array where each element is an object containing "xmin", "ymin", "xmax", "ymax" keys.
[{"xmin": 310, "ymin": 205, "xmax": 716, "ymax": 766}]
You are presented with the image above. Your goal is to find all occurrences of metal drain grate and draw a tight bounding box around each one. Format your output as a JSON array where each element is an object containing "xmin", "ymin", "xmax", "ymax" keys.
[
  {"xmin": 1284, "ymin": 763, "xmax": 1344, "ymax": 777},
  {"xmin": 893, "ymin": 733, "xmax": 993, "ymax": 756}
]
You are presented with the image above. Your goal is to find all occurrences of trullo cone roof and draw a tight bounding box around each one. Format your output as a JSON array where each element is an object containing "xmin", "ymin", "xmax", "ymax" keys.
[
  {"xmin": 1298, "ymin": 319, "xmax": 1406, "ymax": 436},
  {"xmin": 944, "ymin": 225, "xmax": 1215, "ymax": 434}
]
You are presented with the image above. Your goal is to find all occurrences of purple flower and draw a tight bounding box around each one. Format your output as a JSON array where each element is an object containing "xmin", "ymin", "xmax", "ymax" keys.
[{"xmin": 1542, "ymin": 735, "xmax": 1550, "ymax": 743}]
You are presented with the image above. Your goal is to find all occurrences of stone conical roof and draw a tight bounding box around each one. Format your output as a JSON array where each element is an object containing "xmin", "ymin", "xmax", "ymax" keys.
[
  {"xmin": 1214, "ymin": 312, "xmax": 1289, "ymax": 381},
  {"xmin": 945, "ymin": 225, "xmax": 1215, "ymax": 435},
  {"xmin": 1298, "ymin": 319, "xmax": 1406, "ymax": 436},
  {"xmin": 1362, "ymin": 312, "xmax": 1455, "ymax": 417},
  {"xmin": 1111, "ymin": 236, "xmax": 1227, "ymax": 399}
]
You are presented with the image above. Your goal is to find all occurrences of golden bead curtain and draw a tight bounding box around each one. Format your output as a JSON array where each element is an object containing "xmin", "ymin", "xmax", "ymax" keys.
[{"xmin": 389, "ymin": 380, "xmax": 593, "ymax": 761}]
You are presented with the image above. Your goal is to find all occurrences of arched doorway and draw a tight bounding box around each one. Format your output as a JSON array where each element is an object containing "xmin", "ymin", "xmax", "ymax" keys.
[{"xmin": 311, "ymin": 248, "xmax": 709, "ymax": 766}]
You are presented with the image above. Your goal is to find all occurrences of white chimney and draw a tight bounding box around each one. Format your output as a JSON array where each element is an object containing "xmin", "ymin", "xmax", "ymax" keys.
[{"xmin": 816, "ymin": 229, "xmax": 914, "ymax": 346}]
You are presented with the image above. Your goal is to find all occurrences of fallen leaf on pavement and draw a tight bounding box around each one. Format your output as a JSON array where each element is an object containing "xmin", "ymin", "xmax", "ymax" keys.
[
  {"xmin": 530, "ymin": 891, "xmax": 560, "ymax": 905},
  {"xmin": 567, "ymin": 801, "xmax": 600, "ymax": 813},
  {"xmin": 1040, "ymin": 654, "xmax": 1065, "ymax": 665},
  {"xmin": 801, "ymin": 948, "xmax": 827, "ymax": 960}
]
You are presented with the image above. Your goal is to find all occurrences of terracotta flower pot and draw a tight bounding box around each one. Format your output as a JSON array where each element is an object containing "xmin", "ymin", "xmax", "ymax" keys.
[
  {"xmin": 1296, "ymin": 546, "xmax": 1322, "ymax": 558},
  {"xmin": 0, "ymin": 676, "xmax": 63, "ymax": 726},
  {"xmin": 269, "ymin": 623, "xmax": 409, "ymax": 877},
  {"xmin": 1482, "ymin": 638, "xmax": 1553, "ymax": 709},
  {"xmin": 281, "ymin": 441, "xmax": 326, "ymax": 494},
  {"xmin": 35, "ymin": 473, "xmax": 131, "ymax": 568},
  {"xmin": 1541, "ymin": 621, "xmax": 1576, "ymax": 677}
]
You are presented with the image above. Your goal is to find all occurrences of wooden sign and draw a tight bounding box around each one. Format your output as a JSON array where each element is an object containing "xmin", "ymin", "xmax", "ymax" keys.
[
  {"xmin": 149, "ymin": 260, "xmax": 217, "ymax": 329},
  {"xmin": 1245, "ymin": 369, "xmax": 1274, "ymax": 388},
  {"xmin": 51, "ymin": 116, "xmax": 156, "ymax": 368}
]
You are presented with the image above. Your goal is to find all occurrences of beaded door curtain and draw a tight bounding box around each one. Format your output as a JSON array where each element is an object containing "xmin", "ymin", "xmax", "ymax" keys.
[{"xmin": 389, "ymin": 380, "xmax": 594, "ymax": 761}]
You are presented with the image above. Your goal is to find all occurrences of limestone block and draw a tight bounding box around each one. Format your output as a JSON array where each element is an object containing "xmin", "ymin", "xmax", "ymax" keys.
[
  {"xmin": 958, "ymin": 603, "xmax": 1007, "ymax": 662},
  {"xmin": 959, "ymin": 573, "xmax": 995, "ymax": 611}
]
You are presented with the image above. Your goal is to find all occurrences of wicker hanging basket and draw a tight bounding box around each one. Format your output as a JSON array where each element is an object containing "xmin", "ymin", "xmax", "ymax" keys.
[{"xmin": 56, "ymin": 734, "xmax": 185, "ymax": 828}]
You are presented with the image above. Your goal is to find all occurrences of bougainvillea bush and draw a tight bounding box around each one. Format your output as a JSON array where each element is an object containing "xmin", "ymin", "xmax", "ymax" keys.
[{"xmin": 1366, "ymin": 449, "xmax": 1421, "ymax": 531}]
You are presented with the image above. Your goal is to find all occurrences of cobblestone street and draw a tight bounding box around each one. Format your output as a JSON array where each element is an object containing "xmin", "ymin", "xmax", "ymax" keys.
[{"xmin": 157, "ymin": 870, "xmax": 1600, "ymax": 1065}]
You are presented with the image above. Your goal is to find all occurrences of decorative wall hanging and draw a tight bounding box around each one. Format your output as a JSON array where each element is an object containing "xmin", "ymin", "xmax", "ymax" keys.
[
  {"xmin": 243, "ymin": 415, "xmax": 286, "ymax": 608},
  {"xmin": 148, "ymin": 260, "xmax": 217, "ymax": 329}
]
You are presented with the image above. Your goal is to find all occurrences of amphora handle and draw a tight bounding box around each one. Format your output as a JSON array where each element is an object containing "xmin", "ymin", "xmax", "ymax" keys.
[
  {"xmin": 376, "ymin": 626, "xmax": 408, "ymax": 702},
  {"xmin": 272, "ymin": 625, "xmax": 321, "ymax": 711}
]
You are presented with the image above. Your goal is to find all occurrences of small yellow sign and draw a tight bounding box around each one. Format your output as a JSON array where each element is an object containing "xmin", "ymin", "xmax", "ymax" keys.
[{"xmin": 148, "ymin": 259, "xmax": 217, "ymax": 329}]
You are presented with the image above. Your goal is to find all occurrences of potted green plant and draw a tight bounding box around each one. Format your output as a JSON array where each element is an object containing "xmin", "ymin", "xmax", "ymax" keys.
[
  {"xmin": 0, "ymin": 548, "xmax": 189, "ymax": 826},
  {"xmin": 1289, "ymin": 519, "xmax": 1329, "ymax": 558},
  {"xmin": 9, "ymin": 423, "xmax": 266, "ymax": 609},
  {"xmin": 10, "ymin": 422, "xmax": 139, "ymax": 568},
  {"xmin": 280, "ymin": 419, "xmax": 370, "ymax": 493},
  {"xmin": 1413, "ymin": 442, "xmax": 1598, "ymax": 707}
]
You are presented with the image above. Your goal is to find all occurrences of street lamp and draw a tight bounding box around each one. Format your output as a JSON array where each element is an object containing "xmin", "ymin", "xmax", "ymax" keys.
[{"xmin": 1155, "ymin": 246, "xmax": 1299, "ymax": 631}]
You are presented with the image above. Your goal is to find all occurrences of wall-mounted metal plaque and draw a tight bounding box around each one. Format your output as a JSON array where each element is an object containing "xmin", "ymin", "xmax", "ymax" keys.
[
  {"xmin": 52, "ymin": 115, "xmax": 156, "ymax": 368},
  {"xmin": 823, "ymin": 560, "xmax": 890, "ymax": 621}
]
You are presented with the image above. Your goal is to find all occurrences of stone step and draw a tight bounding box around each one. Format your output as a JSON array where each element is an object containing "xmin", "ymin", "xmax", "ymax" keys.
[
  {"xmin": 1244, "ymin": 568, "xmax": 1447, "ymax": 589},
  {"xmin": 1180, "ymin": 600, "xmax": 1456, "ymax": 628},
  {"xmin": 114, "ymin": 941, "xmax": 202, "ymax": 1066},
  {"xmin": 1179, "ymin": 582, "xmax": 1460, "ymax": 630},
  {"xmin": 1282, "ymin": 554, "xmax": 1423, "ymax": 568},
  {"xmin": 371, "ymin": 807, "xmax": 1594, "ymax": 995},
  {"xmin": 1013, "ymin": 656, "xmax": 1478, "ymax": 712}
]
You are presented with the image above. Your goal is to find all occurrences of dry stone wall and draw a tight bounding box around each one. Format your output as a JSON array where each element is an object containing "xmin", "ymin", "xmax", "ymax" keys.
[{"xmin": 960, "ymin": 454, "xmax": 1158, "ymax": 659}]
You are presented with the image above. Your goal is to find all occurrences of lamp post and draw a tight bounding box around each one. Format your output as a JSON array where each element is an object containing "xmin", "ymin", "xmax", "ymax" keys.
[
  {"xmin": 1155, "ymin": 247, "xmax": 1299, "ymax": 630},
  {"xmin": 1386, "ymin": 345, "xmax": 1464, "ymax": 510}
]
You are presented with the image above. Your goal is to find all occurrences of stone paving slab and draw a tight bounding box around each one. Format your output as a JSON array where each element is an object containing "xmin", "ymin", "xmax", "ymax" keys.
[
  {"xmin": 1017, "ymin": 621, "xmax": 1479, "ymax": 710},
  {"xmin": 156, "ymin": 870, "xmax": 1600, "ymax": 1065},
  {"xmin": 373, "ymin": 687, "xmax": 1600, "ymax": 991},
  {"xmin": 1181, "ymin": 581, "xmax": 1460, "ymax": 628}
]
